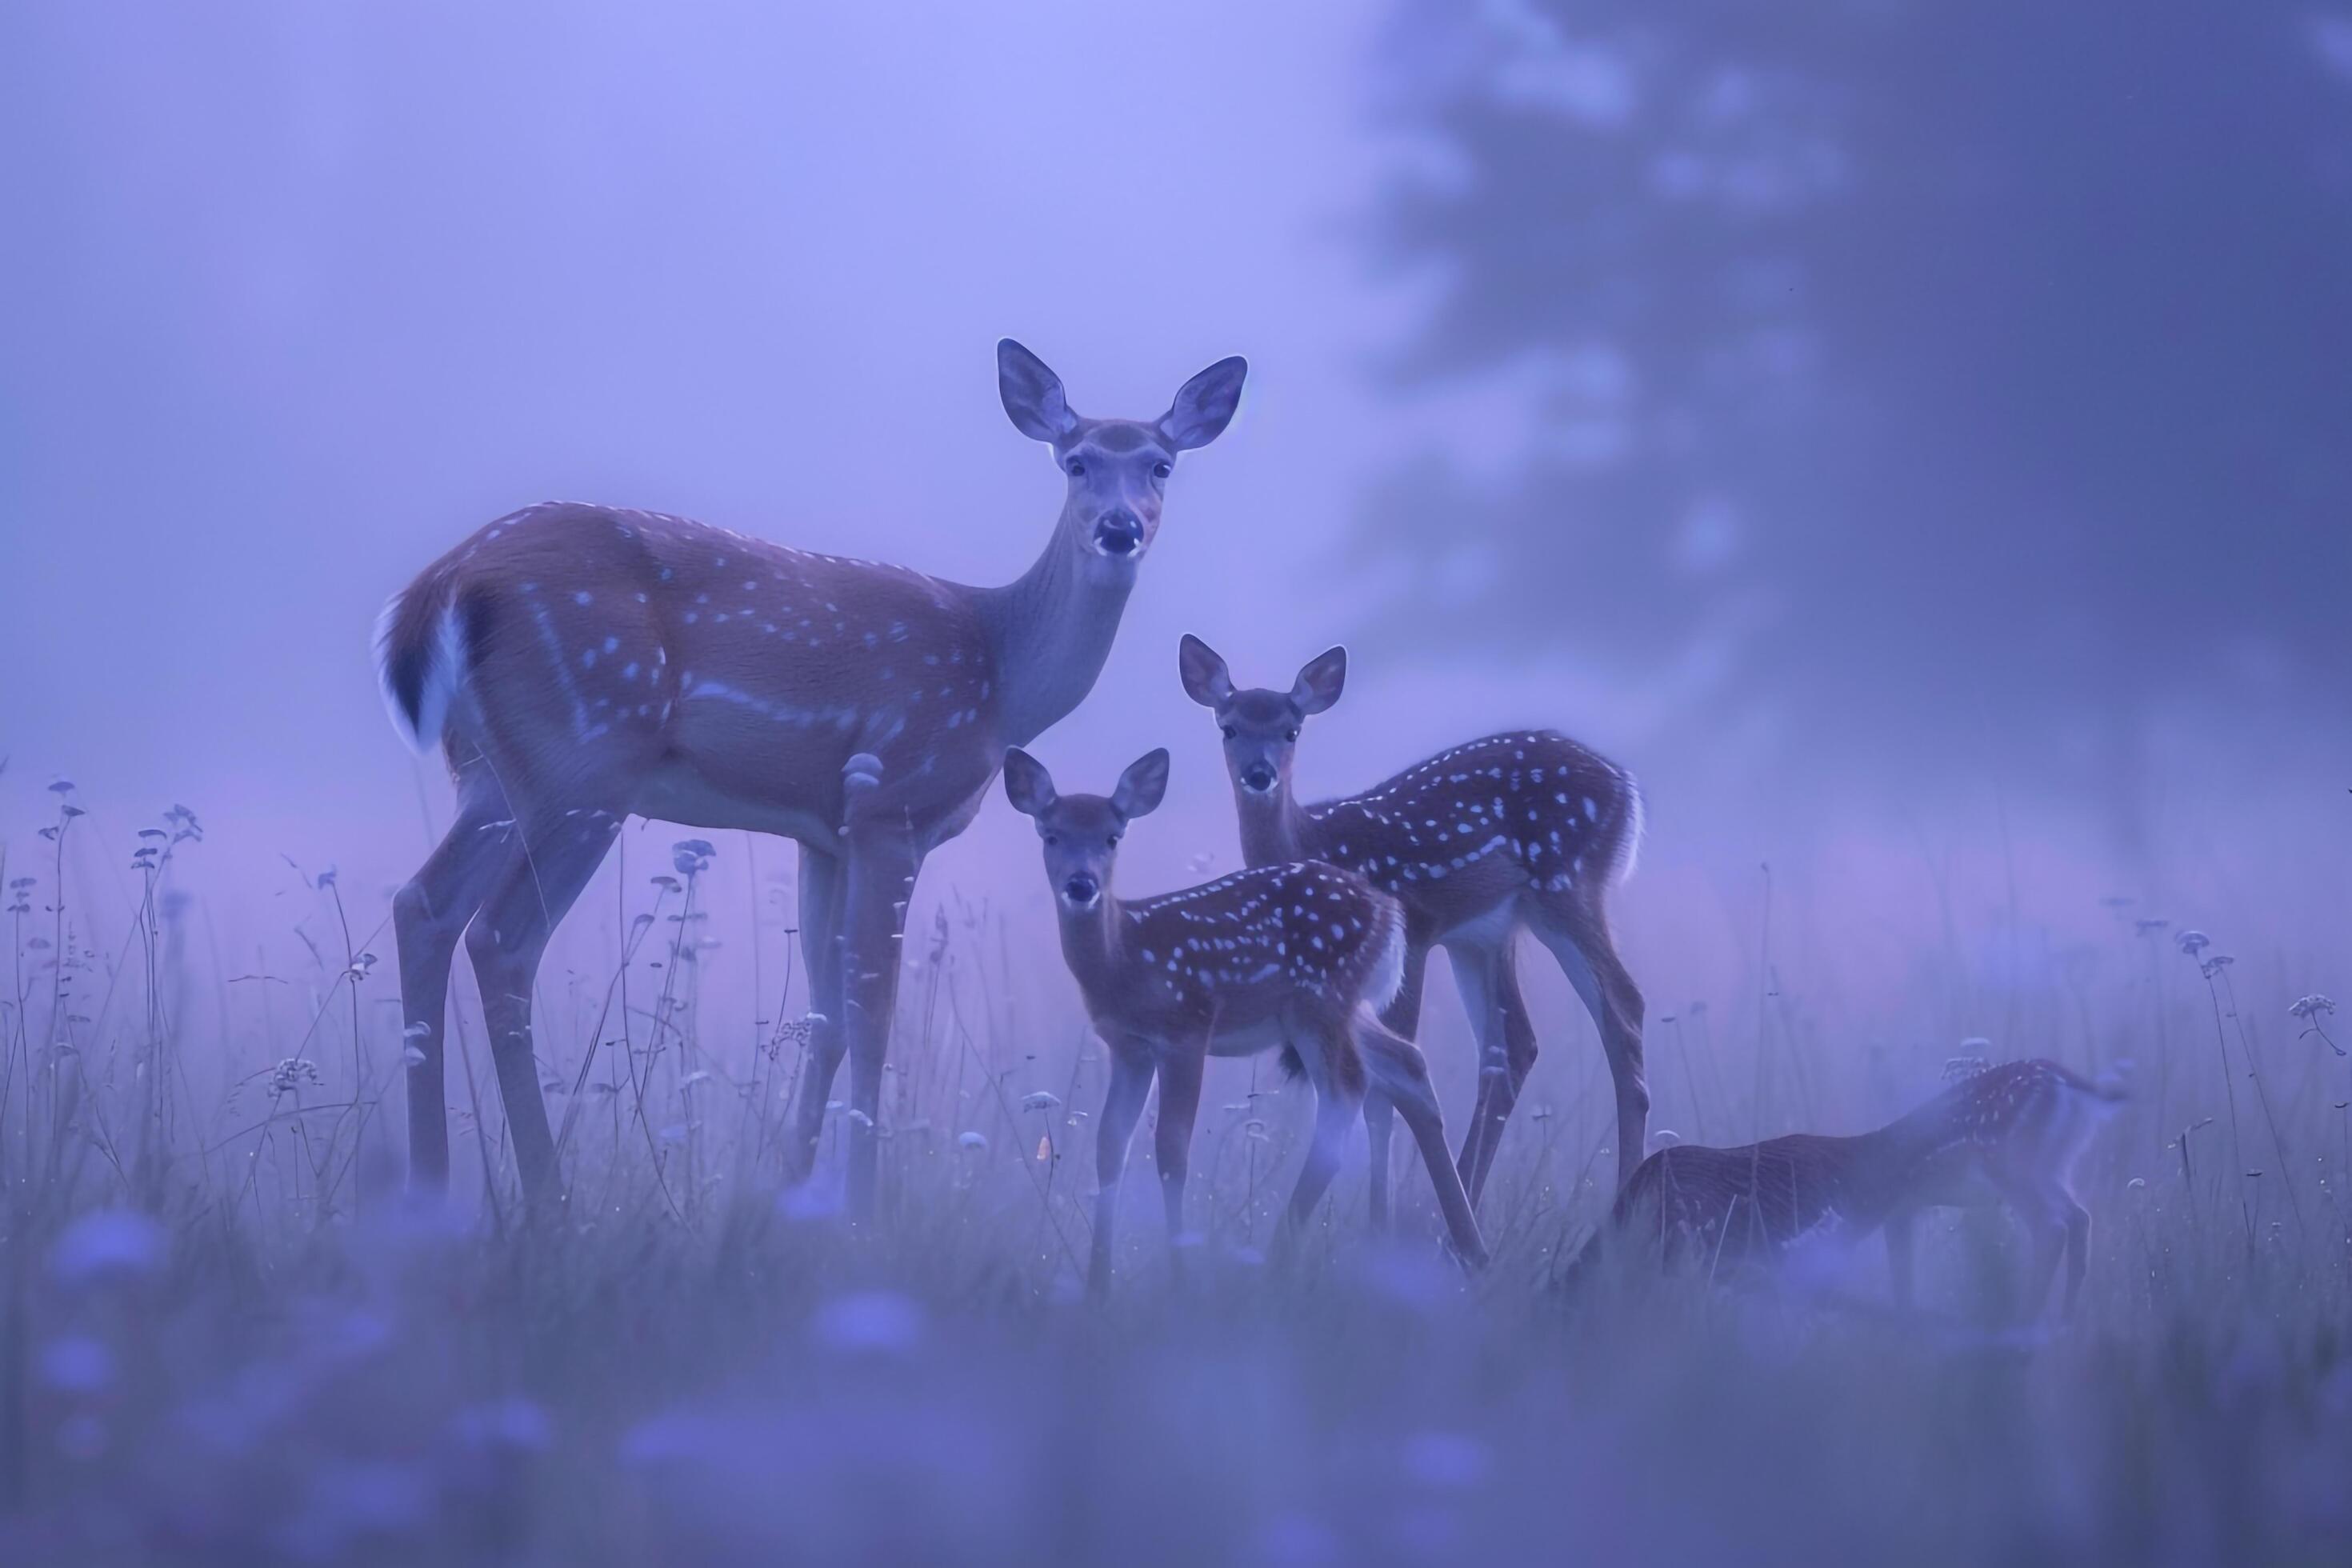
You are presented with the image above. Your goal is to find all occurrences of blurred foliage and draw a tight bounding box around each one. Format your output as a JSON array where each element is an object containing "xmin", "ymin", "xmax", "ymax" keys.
[{"xmin": 1364, "ymin": 1, "xmax": 2352, "ymax": 735}]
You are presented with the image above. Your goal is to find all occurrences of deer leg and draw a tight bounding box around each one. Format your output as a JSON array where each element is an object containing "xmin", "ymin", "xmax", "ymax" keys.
[
  {"xmin": 1532, "ymin": 908, "xmax": 1649, "ymax": 1194},
  {"xmin": 1993, "ymin": 1174, "xmax": 2070, "ymax": 1323},
  {"xmin": 834, "ymin": 828, "xmax": 921, "ymax": 1225},
  {"xmin": 1362, "ymin": 934, "xmax": 1425, "ymax": 1233},
  {"xmin": 1451, "ymin": 940, "xmax": 1542, "ymax": 1209},
  {"xmin": 1364, "ymin": 1090, "xmax": 1395, "ymax": 1233},
  {"xmin": 1446, "ymin": 941, "xmax": 1509, "ymax": 1205},
  {"xmin": 394, "ymin": 782, "xmax": 518, "ymax": 1195},
  {"xmin": 1090, "ymin": 1042, "xmax": 1157, "ymax": 1298},
  {"xmin": 2061, "ymin": 1196, "xmax": 2092, "ymax": 1319},
  {"xmin": 1153, "ymin": 1046, "xmax": 1206, "ymax": 1267},
  {"xmin": 1274, "ymin": 1029, "xmax": 1364, "ymax": 1267},
  {"xmin": 782, "ymin": 849, "xmax": 846, "ymax": 1186},
  {"xmin": 1885, "ymin": 1209, "xmax": 1918, "ymax": 1310},
  {"xmin": 1476, "ymin": 955, "xmax": 1540, "ymax": 1206},
  {"xmin": 462, "ymin": 810, "xmax": 620, "ymax": 1210},
  {"xmin": 1356, "ymin": 1014, "xmax": 1490, "ymax": 1268}
]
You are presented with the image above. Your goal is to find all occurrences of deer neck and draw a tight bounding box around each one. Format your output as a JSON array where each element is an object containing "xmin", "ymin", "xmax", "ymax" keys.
[
  {"xmin": 975, "ymin": 517, "xmax": 1135, "ymax": 749},
  {"xmin": 1054, "ymin": 895, "xmax": 1127, "ymax": 1005},
  {"xmin": 1234, "ymin": 786, "xmax": 1313, "ymax": 869}
]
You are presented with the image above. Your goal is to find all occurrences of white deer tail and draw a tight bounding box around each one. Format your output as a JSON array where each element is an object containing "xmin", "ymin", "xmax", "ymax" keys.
[
  {"xmin": 1362, "ymin": 896, "xmax": 1408, "ymax": 1014},
  {"xmin": 1607, "ymin": 770, "xmax": 1646, "ymax": 888},
  {"xmin": 373, "ymin": 582, "xmax": 468, "ymax": 754}
]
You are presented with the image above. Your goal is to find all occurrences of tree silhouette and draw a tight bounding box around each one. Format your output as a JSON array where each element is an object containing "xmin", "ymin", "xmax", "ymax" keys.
[{"xmin": 1364, "ymin": 1, "xmax": 2352, "ymax": 756}]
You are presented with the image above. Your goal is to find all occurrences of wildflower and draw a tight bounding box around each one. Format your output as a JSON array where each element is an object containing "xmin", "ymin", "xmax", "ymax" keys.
[
  {"xmin": 810, "ymin": 1290, "xmax": 926, "ymax": 1356},
  {"xmin": 1020, "ymin": 1090, "xmax": 1062, "ymax": 1112},
  {"xmin": 619, "ymin": 1410, "xmax": 729, "ymax": 1469},
  {"xmin": 270, "ymin": 1058, "xmax": 322, "ymax": 1098},
  {"xmin": 2176, "ymin": 930, "xmax": 2210, "ymax": 958},
  {"xmin": 957, "ymin": 1130, "xmax": 988, "ymax": 1151},
  {"xmin": 2134, "ymin": 918, "xmax": 2170, "ymax": 935},
  {"xmin": 51, "ymin": 1209, "xmax": 166, "ymax": 1286},
  {"xmin": 1403, "ymin": 1430, "xmax": 1492, "ymax": 1490},
  {"xmin": 38, "ymin": 1335, "xmax": 114, "ymax": 1395},
  {"xmin": 447, "ymin": 1397, "xmax": 554, "ymax": 1455},
  {"xmin": 2290, "ymin": 994, "xmax": 2337, "ymax": 1019},
  {"xmin": 1649, "ymin": 1129, "xmax": 1682, "ymax": 1150}
]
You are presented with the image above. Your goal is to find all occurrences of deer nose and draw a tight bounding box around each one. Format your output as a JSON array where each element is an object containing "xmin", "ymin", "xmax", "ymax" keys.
[
  {"xmin": 1092, "ymin": 510, "xmax": 1142, "ymax": 557},
  {"xmin": 1240, "ymin": 762, "xmax": 1276, "ymax": 794},
  {"xmin": 1061, "ymin": 873, "xmax": 1101, "ymax": 907}
]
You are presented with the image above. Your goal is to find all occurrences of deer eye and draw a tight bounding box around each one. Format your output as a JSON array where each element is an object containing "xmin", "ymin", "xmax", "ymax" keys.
[
  {"xmin": 1107, "ymin": 833, "xmax": 1121, "ymax": 847},
  {"xmin": 1151, "ymin": 461, "xmax": 1171, "ymax": 479},
  {"xmin": 1285, "ymin": 729, "xmax": 1299, "ymax": 742},
  {"xmin": 1066, "ymin": 458, "xmax": 1086, "ymax": 477},
  {"xmin": 1221, "ymin": 724, "xmax": 1237, "ymax": 740},
  {"xmin": 1043, "ymin": 832, "xmax": 1060, "ymax": 847}
]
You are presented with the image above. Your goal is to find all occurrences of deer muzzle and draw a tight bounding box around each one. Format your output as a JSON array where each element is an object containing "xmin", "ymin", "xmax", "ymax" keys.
[{"xmin": 1091, "ymin": 510, "xmax": 1144, "ymax": 558}]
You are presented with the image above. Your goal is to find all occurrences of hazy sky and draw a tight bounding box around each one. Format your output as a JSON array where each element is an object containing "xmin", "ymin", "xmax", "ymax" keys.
[{"xmin": 4, "ymin": 4, "xmax": 2344, "ymax": 1055}]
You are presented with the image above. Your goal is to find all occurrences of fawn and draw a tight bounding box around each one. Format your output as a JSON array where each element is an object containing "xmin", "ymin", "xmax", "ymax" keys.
[
  {"xmin": 1178, "ymin": 637, "xmax": 1648, "ymax": 1202},
  {"xmin": 1001, "ymin": 746, "xmax": 1490, "ymax": 1293},
  {"xmin": 1562, "ymin": 1058, "xmax": 2126, "ymax": 1318}
]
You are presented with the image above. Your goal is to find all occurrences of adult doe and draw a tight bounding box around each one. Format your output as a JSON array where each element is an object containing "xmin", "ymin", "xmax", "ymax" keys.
[
  {"xmin": 1001, "ymin": 747, "xmax": 1489, "ymax": 1292},
  {"xmin": 1179, "ymin": 637, "xmax": 1648, "ymax": 1199},
  {"xmin": 377, "ymin": 341, "xmax": 1246, "ymax": 1218}
]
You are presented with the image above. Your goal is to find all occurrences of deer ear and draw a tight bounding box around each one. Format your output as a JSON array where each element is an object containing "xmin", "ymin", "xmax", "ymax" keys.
[
  {"xmin": 1291, "ymin": 646, "xmax": 1346, "ymax": 715},
  {"xmin": 1002, "ymin": 747, "xmax": 1058, "ymax": 818},
  {"xmin": 1111, "ymin": 748, "xmax": 1170, "ymax": 820},
  {"xmin": 1178, "ymin": 634, "xmax": 1234, "ymax": 708},
  {"xmin": 998, "ymin": 339, "xmax": 1078, "ymax": 443},
  {"xmin": 1158, "ymin": 355, "xmax": 1247, "ymax": 450}
]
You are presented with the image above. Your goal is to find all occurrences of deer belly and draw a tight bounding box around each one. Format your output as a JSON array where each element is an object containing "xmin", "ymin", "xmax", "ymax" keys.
[
  {"xmin": 632, "ymin": 758, "xmax": 836, "ymax": 844},
  {"xmin": 1202, "ymin": 1014, "xmax": 1291, "ymax": 1059}
]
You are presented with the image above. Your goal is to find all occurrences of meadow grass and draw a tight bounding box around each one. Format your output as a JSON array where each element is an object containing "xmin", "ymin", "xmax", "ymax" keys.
[{"xmin": 2, "ymin": 787, "xmax": 2349, "ymax": 1565}]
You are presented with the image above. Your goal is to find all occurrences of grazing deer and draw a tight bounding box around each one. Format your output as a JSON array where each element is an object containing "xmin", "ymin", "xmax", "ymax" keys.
[
  {"xmin": 1562, "ymin": 1059, "xmax": 2127, "ymax": 1319},
  {"xmin": 1178, "ymin": 637, "xmax": 1648, "ymax": 1202},
  {"xmin": 999, "ymin": 747, "xmax": 1490, "ymax": 1292},
  {"xmin": 376, "ymin": 341, "xmax": 1246, "ymax": 1218}
]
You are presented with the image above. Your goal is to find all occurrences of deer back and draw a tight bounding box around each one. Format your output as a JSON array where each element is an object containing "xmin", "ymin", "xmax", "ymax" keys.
[
  {"xmin": 1299, "ymin": 730, "xmax": 1642, "ymax": 931},
  {"xmin": 382, "ymin": 502, "xmax": 1005, "ymax": 840},
  {"xmin": 1075, "ymin": 862, "xmax": 1406, "ymax": 1051}
]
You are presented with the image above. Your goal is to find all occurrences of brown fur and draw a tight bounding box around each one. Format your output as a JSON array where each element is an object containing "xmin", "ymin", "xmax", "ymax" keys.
[
  {"xmin": 1180, "ymin": 634, "xmax": 1650, "ymax": 1202},
  {"xmin": 1564, "ymin": 1059, "xmax": 2126, "ymax": 1318}
]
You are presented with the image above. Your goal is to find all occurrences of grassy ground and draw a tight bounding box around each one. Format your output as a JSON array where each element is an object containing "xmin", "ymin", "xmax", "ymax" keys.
[{"xmin": 2, "ymin": 794, "xmax": 2349, "ymax": 1565}]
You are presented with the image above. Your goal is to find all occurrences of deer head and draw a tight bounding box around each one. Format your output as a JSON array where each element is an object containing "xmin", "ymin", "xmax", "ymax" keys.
[
  {"xmin": 1178, "ymin": 635, "xmax": 1346, "ymax": 798},
  {"xmin": 997, "ymin": 340, "xmax": 1246, "ymax": 567},
  {"xmin": 1002, "ymin": 746, "xmax": 1171, "ymax": 911}
]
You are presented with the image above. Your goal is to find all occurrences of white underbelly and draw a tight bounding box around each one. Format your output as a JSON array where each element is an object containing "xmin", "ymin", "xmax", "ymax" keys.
[{"xmin": 1436, "ymin": 896, "xmax": 1521, "ymax": 949}]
